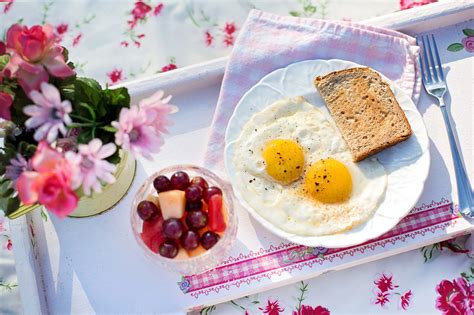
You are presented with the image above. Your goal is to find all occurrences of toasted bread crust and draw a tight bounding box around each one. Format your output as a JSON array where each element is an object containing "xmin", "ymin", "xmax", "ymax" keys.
[{"xmin": 314, "ymin": 67, "xmax": 412, "ymax": 162}]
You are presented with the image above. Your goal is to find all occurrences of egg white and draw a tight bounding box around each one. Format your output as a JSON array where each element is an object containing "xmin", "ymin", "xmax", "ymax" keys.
[{"xmin": 232, "ymin": 97, "xmax": 387, "ymax": 236}]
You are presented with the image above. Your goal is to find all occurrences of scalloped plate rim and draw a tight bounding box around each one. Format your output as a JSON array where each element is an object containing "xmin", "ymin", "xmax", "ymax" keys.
[{"xmin": 224, "ymin": 59, "xmax": 430, "ymax": 248}]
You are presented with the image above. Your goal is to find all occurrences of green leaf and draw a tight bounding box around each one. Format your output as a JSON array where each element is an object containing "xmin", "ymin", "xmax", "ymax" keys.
[
  {"xmin": 78, "ymin": 102, "xmax": 97, "ymax": 121},
  {"xmin": 74, "ymin": 77, "xmax": 102, "ymax": 107},
  {"xmin": 101, "ymin": 125, "xmax": 117, "ymax": 133},
  {"xmin": 462, "ymin": 28, "xmax": 474, "ymax": 36},
  {"xmin": 4, "ymin": 197, "xmax": 20, "ymax": 216},
  {"xmin": 107, "ymin": 150, "xmax": 121, "ymax": 165},
  {"xmin": 0, "ymin": 55, "xmax": 10, "ymax": 71},
  {"xmin": 77, "ymin": 129, "xmax": 92, "ymax": 144},
  {"xmin": 62, "ymin": 47, "xmax": 70, "ymax": 62},
  {"xmin": 0, "ymin": 180, "xmax": 11, "ymax": 195},
  {"xmin": 40, "ymin": 209, "xmax": 48, "ymax": 222},
  {"xmin": 289, "ymin": 11, "xmax": 301, "ymax": 17},
  {"xmin": 0, "ymin": 188, "xmax": 14, "ymax": 198},
  {"xmin": 304, "ymin": 5, "xmax": 317, "ymax": 15},
  {"xmin": 447, "ymin": 43, "xmax": 464, "ymax": 52}
]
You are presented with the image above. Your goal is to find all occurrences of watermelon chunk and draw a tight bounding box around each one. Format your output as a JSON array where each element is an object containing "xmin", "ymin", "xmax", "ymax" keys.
[{"xmin": 208, "ymin": 194, "xmax": 226, "ymax": 232}]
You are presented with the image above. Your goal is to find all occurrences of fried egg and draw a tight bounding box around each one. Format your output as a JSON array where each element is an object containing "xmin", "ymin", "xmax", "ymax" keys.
[{"xmin": 232, "ymin": 97, "xmax": 387, "ymax": 236}]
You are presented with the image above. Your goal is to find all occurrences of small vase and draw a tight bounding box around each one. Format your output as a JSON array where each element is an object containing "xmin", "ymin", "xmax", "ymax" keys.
[{"xmin": 8, "ymin": 151, "xmax": 136, "ymax": 219}]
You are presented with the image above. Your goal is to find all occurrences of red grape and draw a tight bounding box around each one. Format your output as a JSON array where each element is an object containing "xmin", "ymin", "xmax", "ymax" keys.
[
  {"xmin": 180, "ymin": 230, "xmax": 199, "ymax": 250},
  {"xmin": 203, "ymin": 186, "xmax": 222, "ymax": 203},
  {"xmin": 137, "ymin": 200, "xmax": 160, "ymax": 221},
  {"xmin": 170, "ymin": 171, "xmax": 190, "ymax": 190},
  {"xmin": 153, "ymin": 175, "xmax": 171, "ymax": 192},
  {"xmin": 200, "ymin": 231, "xmax": 220, "ymax": 250},
  {"xmin": 185, "ymin": 211, "xmax": 208, "ymax": 231},
  {"xmin": 185, "ymin": 200, "xmax": 203, "ymax": 212},
  {"xmin": 185, "ymin": 185, "xmax": 203, "ymax": 202},
  {"xmin": 159, "ymin": 240, "xmax": 179, "ymax": 258},
  {"xmin": 190, "ymin": 176, "xmax": 208, "ymax": 191},
  {"xmin": 162, "ymin": 218, "xmax": 184, "ymax": 240}
]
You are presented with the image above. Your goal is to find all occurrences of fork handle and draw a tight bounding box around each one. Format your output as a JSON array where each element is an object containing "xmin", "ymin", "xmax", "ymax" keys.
[{"xmin": 439, "ymin": 101, "xmax": 474, "ymax": 219}]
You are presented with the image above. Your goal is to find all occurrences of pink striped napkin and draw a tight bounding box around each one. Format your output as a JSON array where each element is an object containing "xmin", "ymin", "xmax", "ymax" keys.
[{"xmin": 204, "ymin": 10, "xmax": 421, "ymax": 171}]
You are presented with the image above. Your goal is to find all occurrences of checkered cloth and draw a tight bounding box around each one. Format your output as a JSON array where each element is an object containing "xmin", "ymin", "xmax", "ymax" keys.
[
  {"xmin": 204, "ymin": 9, "xmax": 420, "ymax": 171},
  {"xmin": 185, "ymin": 203, "xmax": 456, "ymax": 293}
]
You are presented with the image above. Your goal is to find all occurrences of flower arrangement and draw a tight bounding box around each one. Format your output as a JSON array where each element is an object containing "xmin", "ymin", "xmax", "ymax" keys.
[{"xmin": 0, "ymin": 23, "xmax": 176, "ymax": 218}]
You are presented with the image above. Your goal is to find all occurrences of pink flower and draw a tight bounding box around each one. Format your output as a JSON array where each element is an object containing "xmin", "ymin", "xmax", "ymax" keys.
[
  {"xmin": 5, "ymin": 239, "xmax": 13, "ymax": 251},
  {"xmin": 400, "ymin": 0, "xmax": 437, "ymax": 10},
  {"xmin": 435, "ymin": 277, "xmax": 473, "ymax": 314},
  {"xmin": 293, "ymin": 305, "xmax": 330, "ymax": 315},
  {"xmin": 132, "ymin": 1, "xmax": 151, "ymax": 19},
  {"xmin": 55, "ymin": 23, "xmax": 68, "ymax": 35},
  {"xmin": 374, "ymin": 273, "xmax": 398, "ymax": 292},
  {"xmin": 72, "ymin": 33, "xmax": 82, "ymax": 46},
  {"xmin": 66, "ymin": 139, "xmax": 117, "ymax": 196},
  {"xmin": 23, "ymin": 82, "xmax": 72, "ymax": 143},
  {"xmin": 462, "ymin": 36, "xmax": 474, "ymax": 53},
  {"xmin": 259, "ymin": 299, "xmax": 284, "ymax": 315},
  {"xmin": 0, "ymin": 41, "xmax": 6, "ymax": 55},
  {"xmin": 138, "ymin": 90, "xmax": 177, "ymax": 135},
  {"xmin": 3, "ymin": 24, "xmax": 75, "ymax": 94},
  {"xmin": 161, "ymin": 63, "xmax": 177, "ymax": 72},
  {"xmin": 0, "ymin": 91, "xmax": 13, "ymax": 120},
  {"xmin": 205, "ymin": 31, "xmax": 214, "ymax": 46},
  {"xmin": 224, "ymin": 22, "xmax": 236, "ymax": 35},
  {"xmin": 400, "ymin": 290, "xmax": 412, "ymax": 310},
  {"xmin": 153, "ymin": 3, "xmax": 163, "ymax": 16},
  {"xmin": 112, "ymin": 106, "xmax": 164, "ymax": 160},
  {"xmin": 16, "ymin": 141, "xmax": 78, "ymax": 218},
  {"xmin": 128, "ymin": 1, "xmax": 151, "ymax": 29},
  {"xmin": 375, "ymin": 291, "xmax": 390, "ymax": 307},
  {"xmin": 107, "ymin": 69, "xmax": 123, "ymax": 85},
  {"xmin": 223, "ymin": 34, "xmax": 234, "ymax": 47},
  {"xmin": 120, "ymin": 41, "xmax": 129, "ymax": 47}
]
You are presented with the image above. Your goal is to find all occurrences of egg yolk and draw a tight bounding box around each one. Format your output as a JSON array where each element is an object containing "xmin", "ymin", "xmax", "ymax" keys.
[
  {"xmin": 262, "ymin": 139, "xmax": 304, "ymax": 184},
  {"xmin": 305, "ymin": 158, "xmax": 352, "ymax": 203}
]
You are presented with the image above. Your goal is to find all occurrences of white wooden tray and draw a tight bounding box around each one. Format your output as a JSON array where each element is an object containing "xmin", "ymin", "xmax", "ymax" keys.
[{"xmin": 10, "ymin": 1, "xmax": 474, "ymax": 313}]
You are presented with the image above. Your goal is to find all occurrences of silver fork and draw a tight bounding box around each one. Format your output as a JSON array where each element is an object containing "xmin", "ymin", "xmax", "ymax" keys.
[{"xmin": 417, "ymin": 34, "xmax": 473, "ymax": 220}]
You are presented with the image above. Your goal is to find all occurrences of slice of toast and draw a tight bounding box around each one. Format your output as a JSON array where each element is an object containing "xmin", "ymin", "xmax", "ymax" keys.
[{"xmin": 314, "ymin": 67, "xmax": 412, "ymax": 162}]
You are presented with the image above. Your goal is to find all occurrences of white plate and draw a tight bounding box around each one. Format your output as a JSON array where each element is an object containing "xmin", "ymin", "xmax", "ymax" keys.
[{"xmin": 224, "ymin": 59, "xmax": 430, "ymax": 248}]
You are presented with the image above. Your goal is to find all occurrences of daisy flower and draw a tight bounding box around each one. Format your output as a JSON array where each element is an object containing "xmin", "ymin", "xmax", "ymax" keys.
[
  {"xmin": 66, "ymin": 139, "xmax": 117, "ymax": 196},
  {"xmin": 112, "ymin": 105, "xmax": 164, "ymax": 160},
  {"xmin": 138, "ymin": 90, "xmax": 178, "ymax": 134},
  {"xmin": 23, "ymin": 82, "xmax": 72, "ymax": 143},
  {"xmin": 5, "ymin": 154, "xmax": 31, "ymax": 183}
]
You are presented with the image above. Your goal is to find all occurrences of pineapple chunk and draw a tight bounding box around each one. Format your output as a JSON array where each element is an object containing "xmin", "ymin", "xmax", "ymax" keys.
[{"xmin": 158, "ymin": 190, "xmax": 185, "ymax": 219}]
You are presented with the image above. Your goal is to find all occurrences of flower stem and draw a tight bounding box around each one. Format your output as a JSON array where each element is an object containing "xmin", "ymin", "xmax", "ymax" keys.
[
  {"xmin": 296, "ymin": 281, "xmax": 309, "ymax": 312},
  {"xmin": 70, "ymin": 114, "xmax": 95, "ymax": 123}
]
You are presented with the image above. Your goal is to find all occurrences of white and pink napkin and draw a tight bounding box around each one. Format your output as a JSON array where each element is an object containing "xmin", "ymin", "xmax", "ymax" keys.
[{"xmin": 204, "ymin": 9, "xmax": 420, "ymax": 170}]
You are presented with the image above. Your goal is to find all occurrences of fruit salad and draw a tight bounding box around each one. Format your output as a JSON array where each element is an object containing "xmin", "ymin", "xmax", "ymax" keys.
[{"xmin": 137, "ymin": 170, "xmax": 229, "ymax": 259}]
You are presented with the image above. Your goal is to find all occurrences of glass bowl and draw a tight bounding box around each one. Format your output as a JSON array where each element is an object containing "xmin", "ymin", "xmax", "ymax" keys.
[{"xmin": 131, "ymin": 165, "xmax": 237, "ymax": 275}]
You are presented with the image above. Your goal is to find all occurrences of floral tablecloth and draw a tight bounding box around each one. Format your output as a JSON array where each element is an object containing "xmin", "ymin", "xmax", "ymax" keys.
[{"xmin": 1, "ymin": 0, "xmax": 472, "ymax": 314}]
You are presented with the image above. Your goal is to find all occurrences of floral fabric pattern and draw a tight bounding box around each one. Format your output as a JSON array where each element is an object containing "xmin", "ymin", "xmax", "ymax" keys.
[
  {"xmin": 371, "ymin": 273, "xmax": 412, "ymax": 310},
  {"xmin": 0, "ymin": 1, "xmax": 471, "ymax": 314}
]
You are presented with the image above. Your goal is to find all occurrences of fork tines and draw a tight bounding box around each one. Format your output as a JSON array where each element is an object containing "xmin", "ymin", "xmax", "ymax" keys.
[{"xmin": 417, "ymin": 34, "xmax": 446, "ymax": 85}]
